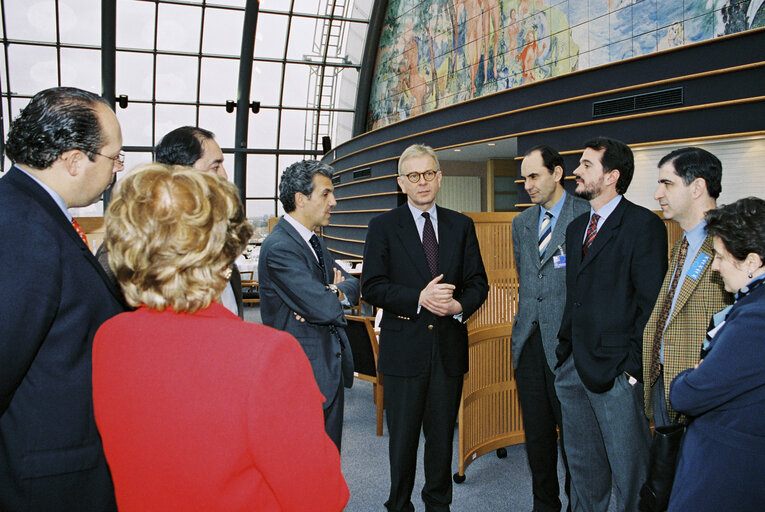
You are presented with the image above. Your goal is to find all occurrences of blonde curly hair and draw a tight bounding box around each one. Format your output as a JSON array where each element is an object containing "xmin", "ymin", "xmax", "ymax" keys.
[{"xmin": 105, "ymin": 163, "xmax": 253, "ymax": 312}]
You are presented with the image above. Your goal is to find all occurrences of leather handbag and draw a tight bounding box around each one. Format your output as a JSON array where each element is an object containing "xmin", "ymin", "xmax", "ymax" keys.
[{"xmin": 638, "ymin": 423, "xmax": 686, "ymax": 512}]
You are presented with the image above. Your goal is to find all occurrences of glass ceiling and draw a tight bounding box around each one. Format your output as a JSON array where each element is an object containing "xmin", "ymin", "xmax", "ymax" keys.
[{"xmin": 0, "ymin": 0, "xmax": 373, "ymax": 237}]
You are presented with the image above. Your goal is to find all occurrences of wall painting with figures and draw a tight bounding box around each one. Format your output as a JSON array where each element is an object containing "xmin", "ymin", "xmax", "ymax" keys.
[{"xmin": 367, "ymin": 0, "xmax": 764, "ymax": 130}]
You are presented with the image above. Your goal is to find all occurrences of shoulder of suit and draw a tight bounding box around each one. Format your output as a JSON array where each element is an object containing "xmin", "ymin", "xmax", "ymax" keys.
[
  {"xmin": 616, "ymin": 198, "xmax": 659, "ymax": 223},
  {"xmin": 436, "ymin": 205, "xmax": 472, "ymax": 223},
  {"xmin": 515, "ymin": 204, "xmax": 538, "ymax": 223},
  {"xmin": 369, "ymin": 207, "xmax": 400, "ymax": 227}
]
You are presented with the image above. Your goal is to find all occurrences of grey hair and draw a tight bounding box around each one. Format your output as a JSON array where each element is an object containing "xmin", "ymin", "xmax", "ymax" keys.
[{"xmin": 398, "ymin": 144, "xmax": 440, "ymax": 175}]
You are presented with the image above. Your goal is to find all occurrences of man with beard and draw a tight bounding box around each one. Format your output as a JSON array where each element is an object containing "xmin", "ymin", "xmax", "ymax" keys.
[{"xmin": 554, "ymin": 137, "xmax": 667, "ymax": 511}]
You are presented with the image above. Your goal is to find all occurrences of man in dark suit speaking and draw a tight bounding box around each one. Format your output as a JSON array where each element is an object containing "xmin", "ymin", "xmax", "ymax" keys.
[
  {"xmin": 259, "ymin": 160, "xmax": 359, "ymax": 451},
  {"xmin": 555, "ymin": 137, "xmax": 667, "ymax": 511},
  {"xmin": 362, "ymin": 144, "xmax": 488, "ymax": 512},
  {"xmin": 0, "ymin": 87, "xmax": 127, "ymax": 511}
]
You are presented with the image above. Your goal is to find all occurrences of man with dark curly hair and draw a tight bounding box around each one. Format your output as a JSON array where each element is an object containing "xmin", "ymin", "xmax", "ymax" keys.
[
  {"xmin": 259, "ymin": 160, "xmax": 360, "ymax": 452},
  {"xmin": 0, "ymin": 87, "xmax": 126, "ymax": 511}
]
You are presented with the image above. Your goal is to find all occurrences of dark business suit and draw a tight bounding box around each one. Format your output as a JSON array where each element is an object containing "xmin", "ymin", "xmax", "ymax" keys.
[
  {"xmin": 362, "ymin": 204, "xmax": 488, "ymax": 512},
  {"xmin": 667, "ymin": 276, "xmax": 765, "ymax": 512},
  {"xmin": 0, "ymin": 166, "xmax": 126, "ymax": 511},
  {"xmin": 511, "ymin": 192, "xmax": 588, "ymax": 512},
  {"xmin": 258, "ymin": 217, "xmax": 359, "ymax": 450},
  {"xmin": 555, "ymin": 197, "xmax": 667, "ymax": 512}
]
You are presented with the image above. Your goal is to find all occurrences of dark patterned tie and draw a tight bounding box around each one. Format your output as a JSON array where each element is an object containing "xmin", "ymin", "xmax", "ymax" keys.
[
  {"xmin": 538, "ymin": 211, "xmax": 553, "ymax": 261},
  {"xmin": 309, "ymin": 234, "xmax": 327, "ymax": 284},
  {"xmin": 71, "ymin": 219, "xmax": 90, "ymax": 250},
  {"xmin": 422, "ymin": 212, "xmax": 438, "ymax": 278},
  {"xmin": 649, "ymin": 237, "xmax": 689, "ymax": 386},
  {"xmin": 582, "ymin": 213, "xmax": 600, "ymax": 257}
]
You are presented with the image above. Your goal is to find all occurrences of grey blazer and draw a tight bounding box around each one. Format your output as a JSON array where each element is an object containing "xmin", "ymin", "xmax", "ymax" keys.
[
  {"xmin": 258, "ymin": 217, "xmax": 359, "ymax": 406},
  {"xmin": 511, "ymin": 192, "xmax": 589, "ymax": 370}
]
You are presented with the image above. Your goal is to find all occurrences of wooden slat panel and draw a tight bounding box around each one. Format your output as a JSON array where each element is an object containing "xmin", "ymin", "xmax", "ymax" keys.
[{"xmin": 455, "ymin": 210, "xmax": 677, "ymax": 478}]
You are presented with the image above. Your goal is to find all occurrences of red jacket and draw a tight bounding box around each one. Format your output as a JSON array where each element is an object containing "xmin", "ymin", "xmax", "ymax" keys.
[{"xmin": 92, "ymin": 303, "xmax": 348, "ymax": 511}]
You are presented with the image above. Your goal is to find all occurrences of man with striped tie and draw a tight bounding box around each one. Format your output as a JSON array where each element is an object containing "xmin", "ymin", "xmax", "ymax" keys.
[
  {"xmin": 512, "ymin": 145, "xmax": 588, "ymax": 511},
  {"xmin": 0, "ymin": 87, "xmax": 126, "ymax": 511}
]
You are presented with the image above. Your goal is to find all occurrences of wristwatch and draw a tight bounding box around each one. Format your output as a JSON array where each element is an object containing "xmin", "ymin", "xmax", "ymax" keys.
[{"xmin": 328, "ymin": 283, "xmax": 340, "ymax": 296}]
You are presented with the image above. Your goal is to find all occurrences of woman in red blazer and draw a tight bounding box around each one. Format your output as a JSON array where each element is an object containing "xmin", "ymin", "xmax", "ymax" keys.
[{"xmin": 92, "ymin": 164, "xmax": 348, "ymax": 512}]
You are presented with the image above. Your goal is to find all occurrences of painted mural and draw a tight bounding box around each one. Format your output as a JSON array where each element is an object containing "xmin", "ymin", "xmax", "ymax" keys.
[{"xmin": 367, "ymin": 0, "xmax": 763, "ymax": 130}]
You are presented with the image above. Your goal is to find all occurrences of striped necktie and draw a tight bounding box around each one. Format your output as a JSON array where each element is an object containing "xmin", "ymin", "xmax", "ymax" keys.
[
  {"xmin": 582, "ymin": 213, "xmax": 600, "ymax": 257},
  {"xmin": 649, "ymin": 237, "xmax": 689, "ymax": 386},
  {"xmin": 538, "ymin": 211, "xmax": 553, "ymax": 261}
]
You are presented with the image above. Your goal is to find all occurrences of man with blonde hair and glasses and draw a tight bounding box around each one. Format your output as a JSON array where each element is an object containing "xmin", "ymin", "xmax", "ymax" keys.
[{"xmin": 363, "ymin": 144, "xmax": 488, "ymax": 512}]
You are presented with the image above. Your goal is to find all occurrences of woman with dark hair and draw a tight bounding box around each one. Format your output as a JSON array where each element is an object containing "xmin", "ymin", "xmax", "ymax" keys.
[
  {"xmin": 92, "ymin": 163, "xmax": 349, "ymax": 511},
  {"xmin": 667, "ymin": 197, "xmax": 765, "ymax": 511}
]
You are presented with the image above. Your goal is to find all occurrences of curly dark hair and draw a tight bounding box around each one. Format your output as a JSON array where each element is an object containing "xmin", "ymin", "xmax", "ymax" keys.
[
  {"xmin": 5, "ymin": 87, "xmax": 109, "ymax": 169},
  {"xmin": 658, "ymin": 147, "xmax": 722, "ymax": 199},
  {"xmin": 583, "ymin": 136, "xmax": 634, "ymax": 195},
  {"xmin": 155, "ymin": 126, "xmax": 215, "ymax": 167},
  {"xmin": 278, "ymin": 160, "xmax": 334, "ymax": 213},
  {"xmin": 705, "ymin": 197, "xmax": 765, "ymax": 262}
]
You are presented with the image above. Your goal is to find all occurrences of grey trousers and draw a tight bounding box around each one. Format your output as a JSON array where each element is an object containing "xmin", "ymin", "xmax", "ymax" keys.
[{"xmin": 554, "ymin": 356, "xmax": 651, "ymax": 512}]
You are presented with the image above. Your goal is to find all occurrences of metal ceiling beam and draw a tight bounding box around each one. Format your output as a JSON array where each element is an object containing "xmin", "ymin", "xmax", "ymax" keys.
[{"xmin": 233, "ymin": 0, "xmax": 260, "ymax": 206}]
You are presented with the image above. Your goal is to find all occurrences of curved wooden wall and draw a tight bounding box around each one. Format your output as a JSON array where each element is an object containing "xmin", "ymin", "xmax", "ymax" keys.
[{"xmin": 453, "ymin": 212, "xmax": 681, "ymax": 478}]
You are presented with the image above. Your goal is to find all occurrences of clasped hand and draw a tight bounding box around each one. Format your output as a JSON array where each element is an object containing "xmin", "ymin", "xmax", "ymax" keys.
[{"xmin": 419, "ymin": 274, "xmax": 462, "ymax": 317}]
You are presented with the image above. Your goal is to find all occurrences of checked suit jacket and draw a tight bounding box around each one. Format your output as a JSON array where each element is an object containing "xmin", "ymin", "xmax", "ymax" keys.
[
  {"xmin": 642, "ymin": 233, "xmax": 732, "ymax": 422},
  {"xmin": 512, "ymin": 193, "xmax": 590, "ymax": 371}
]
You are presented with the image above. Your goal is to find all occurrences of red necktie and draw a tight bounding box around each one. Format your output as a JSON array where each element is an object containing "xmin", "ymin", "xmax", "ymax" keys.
[
  {"xmin": 71, "ymin": 219, "xmax": 90, "ymax": 250},
  {"xmin": 649, "ymin": 237, "xmax": 690, "ymax": 386},
  {"xmin": 582, "ymin": 213, "xmax": 600, "ymax": 257}
]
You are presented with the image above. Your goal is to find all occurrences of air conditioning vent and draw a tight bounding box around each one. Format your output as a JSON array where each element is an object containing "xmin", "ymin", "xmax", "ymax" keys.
[
  {"xmin": 353, "ymin": 167, "xmax": 371, "ymax": 180},
  {"xmin": 592, "ymin": 87, "xmax": 683, "ymax": 118},
  {"xmin": 331, "ymin": 174, "xmax": 341, "ymax": 185}
]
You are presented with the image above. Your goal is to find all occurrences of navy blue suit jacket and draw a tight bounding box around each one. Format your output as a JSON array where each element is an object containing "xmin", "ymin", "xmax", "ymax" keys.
[
  {"xmin": 0, "ymin": 167, "xmax": 125, "ymax": 511},
  {"xmin": 668, "ymin": 278, "xmax": 765, "ymax": 511},
  {"xmin": 362, "ymin": 204, "xmax": 489, "ymax": 377},
  {"xmin": 556, "ymin": 197, "xmax": 667, "ymax": 392}
]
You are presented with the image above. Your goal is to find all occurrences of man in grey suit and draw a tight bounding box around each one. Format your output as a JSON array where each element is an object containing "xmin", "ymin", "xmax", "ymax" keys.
[
  {"xmin": 512, "ymin": 145, "xmax": 589, "ymax": 512},
  {"xmin": 259, "ymin": 160, "xmax": 359, "ymax": 451}
]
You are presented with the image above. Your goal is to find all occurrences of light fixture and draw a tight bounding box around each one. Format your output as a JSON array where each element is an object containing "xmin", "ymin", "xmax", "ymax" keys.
[
  {"xmin": 454, "ymin": 149, "xmax": 461, "ymax": 152},
  {"xmin": 487, "ymin": 143, "xmax": 496, "ymax": 146}
]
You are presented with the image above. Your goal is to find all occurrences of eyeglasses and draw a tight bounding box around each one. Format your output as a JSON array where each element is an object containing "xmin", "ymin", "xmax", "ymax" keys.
[
  {"xmin": 401, "ymin": 169, "xmax": 439, "ymax": 183},
  {"xmin": 93, "ymin": 151, "xmax": 126, "ymax": 167}
]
